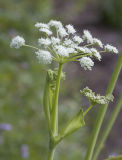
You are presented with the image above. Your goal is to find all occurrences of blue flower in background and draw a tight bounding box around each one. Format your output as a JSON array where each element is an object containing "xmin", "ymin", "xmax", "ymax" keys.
[
  {"xmin": 21, "ymin": 144, "xmax": 29, "ymax": 158},
  {"xmin": 0, "ymin": 123, "xmax": 12, "ymax": 131}
]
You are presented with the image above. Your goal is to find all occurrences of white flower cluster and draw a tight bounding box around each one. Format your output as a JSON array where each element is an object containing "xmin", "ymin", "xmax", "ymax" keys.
[
  {"xmin": 10, "ymin": 20, "xmax": 119, "ymax": 69},
  {"xmin": 10, "ymin": 36, "xmax": 25, "ymax": 49},
  {"xmin": 35, "ymin": 50, "xmax": 52, "ymax": 64},
  {"xmin": 105, "ymin": 44, "xmax": 118, "ymax": 54},
  {"xmin": 80, "ymin": 57, "xmax": 94, "ymax": 70},
  {"xmin": 80, "ymin": 87, "xmax": 114, "ymax": 105}
]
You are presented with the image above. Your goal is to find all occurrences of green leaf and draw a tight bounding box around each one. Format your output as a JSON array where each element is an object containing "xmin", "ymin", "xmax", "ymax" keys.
[
  {"xmin": 104, "ymin": 155, "xmax": 122, "ymax": 160},
  {"xmin": 58, "ymin": 109, "xmax": 85, "ymax": 139}
]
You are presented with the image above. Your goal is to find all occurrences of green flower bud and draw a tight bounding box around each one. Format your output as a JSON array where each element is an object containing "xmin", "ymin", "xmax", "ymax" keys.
[{"xmin": 80, "ymin": 87, "xmax": 114, "ymax": 105}]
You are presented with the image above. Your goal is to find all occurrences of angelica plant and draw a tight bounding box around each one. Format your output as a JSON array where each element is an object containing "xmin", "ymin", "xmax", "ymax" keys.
[{"xmin": 10, "ymin": 20, "xmax": 121, "ymax": 160}]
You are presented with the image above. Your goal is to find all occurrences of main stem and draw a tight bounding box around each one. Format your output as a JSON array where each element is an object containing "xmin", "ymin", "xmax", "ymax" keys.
[
  {"xmin": 48, "ymin": 63, "xmax": 63, "ymax": 160},
  {"xmin": 85, "ymin": 53, "xmax": 122, "ymax": 160},
  {"xmin": 48, "ymin": 147, "xmax": 55, "ymax": 160},
  {"xmin": 51, "ymin": 63, "xmax": 63, "ymax": 136}
]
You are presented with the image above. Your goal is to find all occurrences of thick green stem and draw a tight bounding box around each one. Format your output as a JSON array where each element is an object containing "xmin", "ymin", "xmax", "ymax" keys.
[
  {"xmin": 48, "ymin": 147, "xmax": 55, "ymax": 160},
  {"xmin": 51, "ymin": 63, "xmax": 63, "ymax": 136},
  {"xmin": 92, "ymin": 96, "xmax": 122, "ymax": 160},
  {"xmin": 85, "ymin": 53, "xmax": 122, "ymax": 160}
]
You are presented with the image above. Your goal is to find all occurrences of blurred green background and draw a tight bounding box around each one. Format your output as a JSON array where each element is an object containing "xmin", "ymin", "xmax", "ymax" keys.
[{"xmin": 0, "ymin": 0, "xmax": 122, "ymax": 160}]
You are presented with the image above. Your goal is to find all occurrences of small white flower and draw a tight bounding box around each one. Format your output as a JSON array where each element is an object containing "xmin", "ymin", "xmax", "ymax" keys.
[
  {"xmin": 63, "ymin": 39, "xmax": 74, "ymax": 47},
  {"xmin": 58, "ymin": 27, "xmax": 68, "ymax": 37},
  {"xmin": 51, "ymin": 37, "xmax": 60, "ymax": 45},
  {"xmin": 38, "ymin": 38, "xmax": 51, "ymax": 46},
  {"xmin": 54, "ymin": 45, "xmax": 69, "ymax": 57},
  {"xmin": 73, "ymin": 36, "xmax": 83, "ymax": 44},
  {"xmin": 48, "ymin": 20, "xmax": 63, "ymax": 29},
  {"xmin": 35, "ymin": 50, "xmax": 52, "ymax": 64},
  {"xmin": 105, "ymin": 44, "xmax": 118, "ymax": 54},
  {"xmin": 39, "ymin": 28, "xmax": 52, "ymax": 36},
  {"xmin": 93, "ymin": 38, "xmax": 103, "ymax": 48},
  {"xmin": 10, "ymin": 36, "xmax": 25, "ymax": 49},
  {"xmin": 83, "ymin": 30, "xmax": 93, "ymax": 44},
  {"xmin": 84, "ymin": 47, "xmax": 92, "ymax": 54},
  {"xmin": 35, "ymin": 22, "xmax": 49, "ymax": 29},
  {"xmin": 66, "ymin": 24, "xmax": 76, "ymax": 34},
  {"xmin": 70, "ymin": 43, "xmax": 78, "ymax": 48},
  {"xmin": 66, "ymin": 47, "xmax": 76, "ymax": 54},
  {"xmin": 91, "ymin": 48, "xmax": 101, "ymax": 61},
  {"xmin": 80, "ymin": 57, "xmax": 94, "ymax": 70},
  {"xmin": 75, "ymin": 46, "xmax": 85, "ymax": 53}
]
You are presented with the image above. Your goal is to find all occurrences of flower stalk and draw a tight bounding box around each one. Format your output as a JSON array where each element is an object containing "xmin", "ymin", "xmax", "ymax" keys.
[
  {"xmin": 48, "ymin": 146, "xmax": 55, "ymax": 160},
  {"xmin": 51, "ymin": 63, "xmax": 63, "ymax": 136},
  {"xmin": 46, "ymin": 63, "xmax": 63, "ymax": 160}
]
